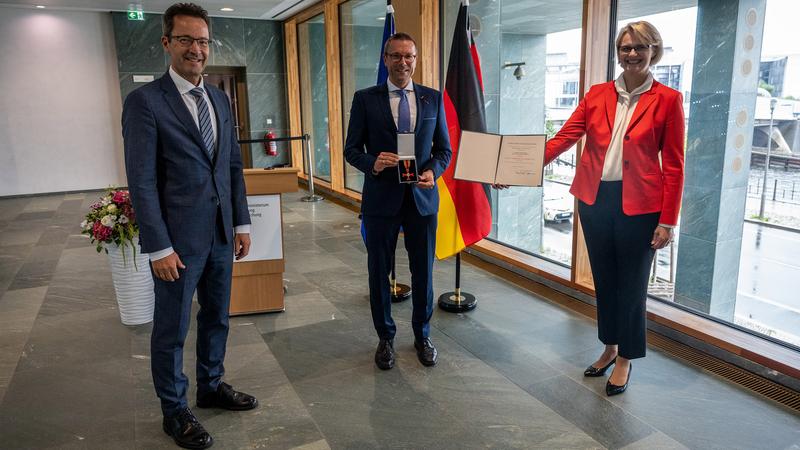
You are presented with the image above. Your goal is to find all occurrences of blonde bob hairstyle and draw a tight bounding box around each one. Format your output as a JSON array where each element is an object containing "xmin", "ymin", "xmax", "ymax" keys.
[{"xmin": 616, "ymin": 21, "xmax": 664, "ymax": 66}]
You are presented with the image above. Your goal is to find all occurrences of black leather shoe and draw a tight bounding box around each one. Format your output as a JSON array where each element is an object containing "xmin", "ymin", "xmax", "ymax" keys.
[
  {"xmin": 606, "ymin": 364, "xmax": 632, "ymax": 396},
  {"xmin": 197, "ymin": 382, "xmax": 258, "ymax": 411},
  {"xmin": 584, "ymin": 358, "xmax": 616, "ymax": 377},
  {"xmin": 414, "ymin": 338, "xmax": 438, "ymax": 367},
  {"xmin": 375, "ymin": 339, "xmax": 395, "ymax": 370},
  {"xmin": 162, "ymin": 408, "xmax": 213, "ymax": 449}
]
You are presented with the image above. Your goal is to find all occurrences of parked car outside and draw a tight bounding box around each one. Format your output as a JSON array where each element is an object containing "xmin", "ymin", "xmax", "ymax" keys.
[{"xmin": 543, "ymin": 196, "xmax": 573, "ymax": 223}]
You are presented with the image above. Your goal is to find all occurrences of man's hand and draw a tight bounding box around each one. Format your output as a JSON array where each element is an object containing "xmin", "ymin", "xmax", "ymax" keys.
[
  {"xmin": 373, "ymin": 152, "xmax": 400, "ymax": 173},
  {"xmin": 234, "ymin": 233, "xmax": 251, "ymax": 260},
  {"xmin": 152, "ymin": 252, "xmax": 186, "ymax": 282},
  {"xmin": 651, "ymin": 226, "xmax": 673, "ymax": 250},
  {"xmin": 417, "ymin": 170, "xmax": 436, "ymax": 189}
]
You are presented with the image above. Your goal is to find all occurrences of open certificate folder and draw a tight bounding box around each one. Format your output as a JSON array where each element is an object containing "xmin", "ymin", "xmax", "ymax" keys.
[{"xmin": 453, "ymin": 130, "xmax": 546, "ymax": 187}]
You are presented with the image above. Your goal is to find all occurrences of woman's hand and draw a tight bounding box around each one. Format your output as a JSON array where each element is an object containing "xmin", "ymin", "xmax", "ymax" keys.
[{"xmin": 651, "ymin": 225, "xmax": 673, "ymax": 250}]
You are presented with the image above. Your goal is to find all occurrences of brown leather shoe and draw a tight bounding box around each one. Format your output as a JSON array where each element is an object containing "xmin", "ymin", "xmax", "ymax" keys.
[
  {"xmin": 196, "ymin": 382, "xmax": 258, "ymax": 411},
  {"xmin": 162, "ymin": 408, "xmax": 213, "ymax": 449}
]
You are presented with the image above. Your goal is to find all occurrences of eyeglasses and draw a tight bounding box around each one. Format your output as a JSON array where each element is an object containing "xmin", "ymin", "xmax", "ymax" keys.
[
  {"xmin": 618, "ymin": 44, "xmax": 652, "ymax": 54},
  {"xmin": 169, "ymin": 35, "xmax": 211, "ymax": 48},
  {"xmin": 385, "ymin": 53, "xmax": 416, "ymax": 62}
]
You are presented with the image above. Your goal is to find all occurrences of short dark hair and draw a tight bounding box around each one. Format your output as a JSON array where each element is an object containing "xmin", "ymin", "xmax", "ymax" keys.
[
  {"xmin": 163, "ymin": 3, "xmax": 209, "ymax": 37},
  {"xmin": 383, "ymin": 32, "xmax": 417, "ymax": 55}
]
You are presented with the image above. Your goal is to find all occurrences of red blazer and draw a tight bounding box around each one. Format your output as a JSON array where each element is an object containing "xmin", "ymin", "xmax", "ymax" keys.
[{"xmin": 545, "ymin": 80, "xmax": 685, "ymax": 226}]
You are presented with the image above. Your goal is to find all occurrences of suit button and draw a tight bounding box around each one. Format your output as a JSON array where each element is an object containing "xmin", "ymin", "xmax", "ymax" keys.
[
  {"xmin": 624, "ymin": 135, "xmax": 630, "ymax": 141},
  {"xmin": 212, "ymin": 196, "xmax": 219, "ymax": 204}
]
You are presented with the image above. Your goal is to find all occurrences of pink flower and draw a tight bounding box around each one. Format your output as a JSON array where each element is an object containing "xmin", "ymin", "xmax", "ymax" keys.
[
  {"xmin": 123, "ymin": 205, "xmax": 136, "ymax": 223},
  {"xmin": 112, "ymin": 190, "xmax": 128, "ymax": 204},
  {"xmin": 92, "ymin": 221, "xmax": 111, "ymax": 241}
]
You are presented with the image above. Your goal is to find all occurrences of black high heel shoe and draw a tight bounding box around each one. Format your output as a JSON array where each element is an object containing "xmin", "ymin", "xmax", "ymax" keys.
[
  {"xmin": 583, "ymin": 357, "xmax": 616, "ymax": 377},
  {"xmin": 605, "ymin": 363, "xmax": 632, "ymax": 396}
]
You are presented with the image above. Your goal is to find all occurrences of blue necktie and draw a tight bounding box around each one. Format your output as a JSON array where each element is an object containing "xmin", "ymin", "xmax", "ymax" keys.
[
  {"xmin": 397, "ymin": 89, "xmax": 411, "ymax": 133},
  {"xmin": 189, "ymin": 87, "xmax": 215, "ymax": 159}
]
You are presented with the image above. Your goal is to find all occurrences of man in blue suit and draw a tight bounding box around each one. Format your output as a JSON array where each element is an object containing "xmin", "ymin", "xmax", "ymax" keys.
[
  {"xmin": 344, "ymin": 32, "xmax": 452, "ymax": 371},
  {"xmin": 122, "ymin": 3, "xmax": 256, "ymax": 449}
]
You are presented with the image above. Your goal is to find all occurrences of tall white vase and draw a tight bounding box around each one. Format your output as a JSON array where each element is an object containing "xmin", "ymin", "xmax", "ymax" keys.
[{"xmin": 106, "ymin": 238, "xmax": 154, "ymax": 325}]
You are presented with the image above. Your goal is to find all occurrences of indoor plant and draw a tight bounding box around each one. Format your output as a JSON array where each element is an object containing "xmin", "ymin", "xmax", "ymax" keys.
[{"xmin": 82, "ymin": 188, "xmax": 154, "ymax": 325}]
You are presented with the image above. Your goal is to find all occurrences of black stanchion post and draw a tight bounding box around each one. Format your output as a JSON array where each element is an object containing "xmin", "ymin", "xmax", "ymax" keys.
[{"xmin": 437, "ymin": 252, "xmax": 477, "ymax": 312}]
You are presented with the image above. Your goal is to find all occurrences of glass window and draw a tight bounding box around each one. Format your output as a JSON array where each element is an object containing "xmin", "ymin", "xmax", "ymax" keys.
[
  {"xmin": 339, "ymin": 0, "xmax": 386, "ymax": 193},
  {"xmin": 441, "ymin": 0, "xmax": 584, "ymax": 269},
  {"xmin": 298, "ymin": 13, "xmax": 331, "ymax": 182},
  {"xmin": 617, "ymin": 0, "xmax": 800, "ymax": 349}
]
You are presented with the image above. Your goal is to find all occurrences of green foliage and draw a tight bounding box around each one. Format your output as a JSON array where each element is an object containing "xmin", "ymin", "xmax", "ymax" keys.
[{"xmin": 81, "ymin": 188, "xmax": 140, "ymax": 267}]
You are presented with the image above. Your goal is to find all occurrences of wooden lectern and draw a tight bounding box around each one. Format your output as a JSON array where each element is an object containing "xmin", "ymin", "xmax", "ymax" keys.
[{"xmin": 230, "ymin": 167, "xmax": 298, "ymax": 315}]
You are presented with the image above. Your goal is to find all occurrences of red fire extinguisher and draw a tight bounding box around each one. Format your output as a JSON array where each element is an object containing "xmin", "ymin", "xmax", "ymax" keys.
[{"xmin": 264, "ymin": 130, "xmax": 277, "ymax": 156}]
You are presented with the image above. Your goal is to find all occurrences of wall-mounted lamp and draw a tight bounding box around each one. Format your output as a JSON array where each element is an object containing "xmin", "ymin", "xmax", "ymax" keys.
[{"xmin": 502, "ymin": 62, "xmax": 526, "ymax": 80}]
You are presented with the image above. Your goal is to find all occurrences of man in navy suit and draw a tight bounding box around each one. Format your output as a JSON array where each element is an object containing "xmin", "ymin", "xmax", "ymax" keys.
[
  {"xmin": 122, "ymin": 3, "xmax": 256, "ymax": 448},
  {"xmin": 344, "ymin": 32, "xmax": 452, "ymax": 370}
]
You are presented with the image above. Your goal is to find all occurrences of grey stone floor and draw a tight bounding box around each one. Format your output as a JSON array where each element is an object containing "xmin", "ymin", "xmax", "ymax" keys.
[{"xmin": 1, "ymin": 189, "xmax": 799, "ymax": 450}]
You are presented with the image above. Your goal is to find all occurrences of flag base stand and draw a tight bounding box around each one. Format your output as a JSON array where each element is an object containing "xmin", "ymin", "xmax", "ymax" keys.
[
  {"xmin": 301, "ymin": 195, "xmax": 323, "ymax": 202},
  {"xmin": 437, "ymin": 253, "xmax": 476, "ymax": 312},
  {"xmin": 438, "ymin": 288, "xmax": 477, "ymax": 312},
  {"xmin": 391, "ymin": 282, "xmax": 411, "ymax": 303}
]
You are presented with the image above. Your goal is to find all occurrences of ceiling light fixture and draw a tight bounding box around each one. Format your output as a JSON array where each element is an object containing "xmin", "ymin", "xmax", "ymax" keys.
[
  {"xmin": 220, "ymin": 7, "xmax": 234, "ymax": 12},
  {"xmin": 35, "ymin": 5, "xmax": 46, "ymax": 8}
]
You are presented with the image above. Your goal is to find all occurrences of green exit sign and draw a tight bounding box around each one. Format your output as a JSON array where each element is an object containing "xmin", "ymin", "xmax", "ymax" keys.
[{"xmin": 127, "ymin": 10, "xmax": 144, "ymax": 21}]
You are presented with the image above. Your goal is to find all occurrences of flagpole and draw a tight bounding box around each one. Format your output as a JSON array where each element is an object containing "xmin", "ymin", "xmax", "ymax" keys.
[
  {"xmin": 438, "ymin": 252, "xmax": 477, "ymax": 312},
  {"xmin": 437, "ymin": 0, "xmax": 480, "ymax": 313}
]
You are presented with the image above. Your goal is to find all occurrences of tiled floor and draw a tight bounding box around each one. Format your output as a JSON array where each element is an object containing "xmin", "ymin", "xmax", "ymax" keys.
[{"xmin": 0, "ymin": 189, "xmax": 799, "ymax": 449}]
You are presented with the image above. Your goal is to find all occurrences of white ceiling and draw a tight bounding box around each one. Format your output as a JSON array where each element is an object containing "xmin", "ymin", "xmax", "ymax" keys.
[
  {"xmin": 0, "ymin": 0, "xmax": 700, "ymax": 28},
  {"xmin": 0, "ymin": 0, "xmax": 319, "ymax": 20}
]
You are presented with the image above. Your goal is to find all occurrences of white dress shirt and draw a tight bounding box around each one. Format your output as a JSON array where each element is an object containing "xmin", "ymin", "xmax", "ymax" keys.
[
  {"xmin": 169, "ymin": 66, "xmax": 218, "ymax": 147},
  {"xmin": 149, "ymin": 67, "xmax": 249, "ymax": 262},
  {"xmin": 387, "ymin": 79, "xmax": 417, "ymax": 130},
  {"xmin": 601, "ymin": 73, "xmax": 654, "ymax": 181}
]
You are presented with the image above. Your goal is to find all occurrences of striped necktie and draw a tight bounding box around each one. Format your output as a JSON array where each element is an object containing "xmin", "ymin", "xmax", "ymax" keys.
[
  {"xmin": 189, "ymin": 87, "xmax": 215, "ymax": 158},
  {"xmin": 397, "ymin": 89, "xmax": 411, "ymax": 133}
]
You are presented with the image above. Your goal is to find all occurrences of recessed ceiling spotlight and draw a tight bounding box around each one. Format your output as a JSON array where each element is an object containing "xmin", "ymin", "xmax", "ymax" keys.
[
  {"xmin": 35, "ymin": 5, "xmax": 46, "ymax": 8},
  {"xmin": 220, "ymin": 7, "xmax": 234, "ymax": 12}
]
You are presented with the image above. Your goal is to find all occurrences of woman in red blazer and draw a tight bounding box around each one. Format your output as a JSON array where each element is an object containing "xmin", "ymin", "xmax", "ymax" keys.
[{"xmin": 545, "ymin": 21, "xmax": 685, "ymax": 396}]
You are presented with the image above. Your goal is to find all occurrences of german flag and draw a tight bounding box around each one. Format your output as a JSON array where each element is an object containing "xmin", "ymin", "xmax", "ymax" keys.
[{"xmin": 435, "ymin": 1, "xmax": 491, "ymax": 259}]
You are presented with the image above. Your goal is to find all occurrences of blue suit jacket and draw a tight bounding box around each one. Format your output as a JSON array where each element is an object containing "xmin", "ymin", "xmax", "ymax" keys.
[
  {"xmin": 122, "ymin": 72, "xmax": 250, "ymax": 256},
  {"xmin": 344, "ymin": 83, "xmax": 452, "ymax": 217}
]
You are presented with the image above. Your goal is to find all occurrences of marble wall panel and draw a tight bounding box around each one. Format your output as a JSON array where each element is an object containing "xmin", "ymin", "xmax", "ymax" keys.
[
  {"xmin": 249, "ymin": 129, "xmax": 291, "ymax": 169},
  {"xmin": 248, "ymin": 73, "xmax": 288, "ymax": 132},
  {"xmin": 111, "ymin": 13, "xmax": 165, "ymax": 73},
  {"xmin": 678, "ymin": 184, "xmax": 721, "ymax": 242},
  {"xmin": 244, "ymin": 20, "xmax": 284, "ymax": 74},
  {"xmin": 112, "ymin": 13, "xmax": 288, "ymax": 169},
  {"xmin": 211, "ymin": 17, "xmax": 246, "ymax": 67},
  {"xmin": 118, "ymin": 72, "xmax": 163, "ymax": 101}
]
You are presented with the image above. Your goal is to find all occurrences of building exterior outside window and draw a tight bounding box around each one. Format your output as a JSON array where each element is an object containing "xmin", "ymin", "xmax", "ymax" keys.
[
  {"xmin": 340, "ymin": 0, "xmax": 386, "ymax": 193},
  {"xmin": 298, "ymin": 13, "xmax": 331, "ymax": 182}
]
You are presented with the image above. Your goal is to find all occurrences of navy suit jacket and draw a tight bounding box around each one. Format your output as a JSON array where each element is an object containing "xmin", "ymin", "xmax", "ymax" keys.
[
  {"xmin": 122, "ymin": 72, "xmax": 250, "ymax": 256},
  {"xmin": 344, "ymin": 83, "xmax": 452, "ymax": 217}
]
